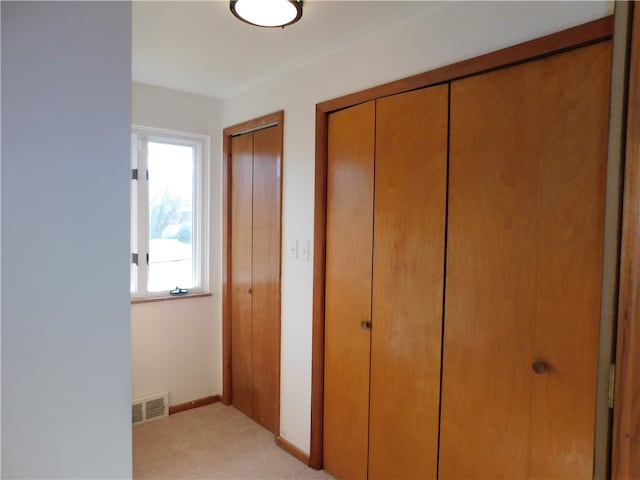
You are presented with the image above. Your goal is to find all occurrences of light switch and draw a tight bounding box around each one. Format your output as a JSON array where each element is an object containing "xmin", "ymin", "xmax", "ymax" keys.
[
  {"xmin": 299, "ymin": 240, "xmax": 310, "ymax": 261},
  {"xmin": 288, "ymin": 240, "xmax": 298, "ymax": 259}
]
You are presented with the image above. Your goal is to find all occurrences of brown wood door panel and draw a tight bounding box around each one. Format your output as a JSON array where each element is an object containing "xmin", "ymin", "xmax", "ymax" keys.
[
  {"xmin": 368, "ymin": 85, "xmax": 448, "ymax": 480},
  {"xmin": 323, "ymin": 101, "xmax": 376, "ymax": 480},
  {"xmin": 533, "ymin": 42, "xmax": 610, "ymax": 475},
  {"xmin": 251, "ymin": 125, "xmax": 282, "ymax": 433},
  {"xmin": 613, "ymin": 5, "xmax": 640, "ymax": 478},
  {"xmin": 440, "ymin": 41, "xmax": 611, "ymax": 479},
  {"xmin": 230, "ymin": 133, "xmax": 254, "ymax": 418}
]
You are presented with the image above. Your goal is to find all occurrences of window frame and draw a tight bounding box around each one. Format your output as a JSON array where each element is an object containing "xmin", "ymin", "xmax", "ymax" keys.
[{"xmin": 131, "ymin": 125, "xmax": 210, "ymax": 300}]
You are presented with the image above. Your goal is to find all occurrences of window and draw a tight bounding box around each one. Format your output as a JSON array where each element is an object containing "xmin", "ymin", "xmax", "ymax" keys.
[{"xmin": 131, "ymin": 126, "xmax": 209, "ymax": 299}]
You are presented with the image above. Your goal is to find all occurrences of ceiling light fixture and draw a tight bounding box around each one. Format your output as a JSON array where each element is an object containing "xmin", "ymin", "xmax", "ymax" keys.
[{"xmin": 230, "ymin": 0, "xmax": 303, "ymax": 28}]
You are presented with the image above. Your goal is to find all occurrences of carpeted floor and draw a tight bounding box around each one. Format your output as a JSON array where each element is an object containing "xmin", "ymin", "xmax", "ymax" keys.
[{"xmin": 133, "ymin": 402, "xmax": 334, "ymax": 479}]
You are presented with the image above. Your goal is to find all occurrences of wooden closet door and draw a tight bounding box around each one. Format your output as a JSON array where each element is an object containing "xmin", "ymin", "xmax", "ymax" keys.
[
  {"xmin": 440, "ymin": 41, "xmax": 612, "ymax": 479},
  {"xmin": 251, "ymin": 125, "xmax": 281, "ymax": 433},
  {"xmin": 368, "ymin": 85, "xmax": 448, "ymax": 480},
  {"xmin": 230, "ymin": 133, "xmax": 254, "ymax": 417},
  {"xmin": 324, "ymin": 101, "xmax": 375, "ymax": 480}
]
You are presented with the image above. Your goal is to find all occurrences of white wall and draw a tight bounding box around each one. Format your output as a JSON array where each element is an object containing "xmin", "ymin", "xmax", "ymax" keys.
[
  {"xmin": 1, "ymin": 2, "xmax": 132, "ymax": 478},
  {"xmin": 221, "ymin": 0, "xmax": 613, "ymax": 454},
  {"xmin": 131, "ymin": 82, "xmax": 222, "ymax": 406}
]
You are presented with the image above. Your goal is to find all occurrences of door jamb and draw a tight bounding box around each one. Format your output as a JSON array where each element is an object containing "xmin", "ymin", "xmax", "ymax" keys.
[{"xmin": 612, "ymin": 3, "xmax": 640, "ymax": 478}]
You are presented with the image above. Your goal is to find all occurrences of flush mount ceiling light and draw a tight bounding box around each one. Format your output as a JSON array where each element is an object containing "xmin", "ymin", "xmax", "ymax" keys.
[{"xmin": 230, "ymin": 0, "xmax": 303, "ymax": 28}]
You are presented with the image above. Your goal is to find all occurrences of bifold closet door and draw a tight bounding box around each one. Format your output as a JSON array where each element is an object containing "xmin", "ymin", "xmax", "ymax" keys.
[
  {"xmin": 251, "ymin": 125, "xmax": 281, "ymax": 433},
  {"xmin": 230, "ymin": 125, "xmax": 281, "ymax": 433},
  {"xmin": 439, "ymin": 41, "xmax": 612, "ymax": 479},
  {"xmin": 368, "ymin": 85, "xmax": 448, "ymax": 479},
  {"xmin": 324, "ymin": 85, "xmax": 448, "ymax": 480},
  {"xmin": 324, "ymin": 101, "xmax": 375, "ymax": 480},
  {"xmin": 231, "ymin": 132, "xmax": 254, "ymax": 417}
]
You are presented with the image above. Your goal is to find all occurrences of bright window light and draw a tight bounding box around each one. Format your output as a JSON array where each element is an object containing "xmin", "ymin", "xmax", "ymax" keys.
[{"xmin": 131, "ymin": 126, "xmax": 210, "ymax": 299}]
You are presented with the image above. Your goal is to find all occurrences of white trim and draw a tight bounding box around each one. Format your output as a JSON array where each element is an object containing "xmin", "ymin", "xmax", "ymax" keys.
[
  {"xmin": 131, "ymin": 125, "xmax": 211, "ymax": 300},
  {"xmin": 132, "ymin": 124, "xmax": 209, "ymax": 142}
]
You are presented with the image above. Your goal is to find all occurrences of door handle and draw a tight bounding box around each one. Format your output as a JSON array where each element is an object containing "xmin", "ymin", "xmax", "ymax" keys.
[
  {"xmin": 247, "ymin": 287, "xmax": 253, "ymax": 294},
  {"xmin": 532, "ymin": 360, "xmax": 547, "ymax": 374},
  {"xmin": 360, "ymin": 320, "xmax": 372, "ymax": 330}
]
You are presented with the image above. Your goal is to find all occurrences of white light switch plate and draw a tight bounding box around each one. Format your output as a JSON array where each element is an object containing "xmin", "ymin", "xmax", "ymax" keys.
[
  {"xmin": 288, "ymin": 240, "xmax": 298, "ymax": 259},
  {"xmin": 299, "ymin": 240, "xmax": 310, "ymax": 261}
]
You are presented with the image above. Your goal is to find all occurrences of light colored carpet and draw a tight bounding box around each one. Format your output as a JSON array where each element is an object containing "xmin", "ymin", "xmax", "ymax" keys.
[{"xmin": 133, "ymin": 402, "xmax": 334, "ymax": 479}]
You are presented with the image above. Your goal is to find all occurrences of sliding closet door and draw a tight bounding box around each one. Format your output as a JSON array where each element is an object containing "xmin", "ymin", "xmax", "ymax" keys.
[
  {"xmin": 251, "ymin": 125, "xmax": 281, "ymax": 432},
  {"xmin": 230, "ymin": 133, "xmax": 254, "ymax": 417},
  {"xmin": 440, "ymin": 41, "xmax": 612, "ymax": 479},
  {"xmin": 368, "ymin": 85, "xmax": 448, "ymax": 479},
  {"xmin": 324, "ymin": 101, "xmax": 375, "ymax": 480}
]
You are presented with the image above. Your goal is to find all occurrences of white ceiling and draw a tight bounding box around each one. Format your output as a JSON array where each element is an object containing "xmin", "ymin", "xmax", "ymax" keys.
[{"xmin": 132, "ymin": 1, "xmax": 442, "ymax": 99}]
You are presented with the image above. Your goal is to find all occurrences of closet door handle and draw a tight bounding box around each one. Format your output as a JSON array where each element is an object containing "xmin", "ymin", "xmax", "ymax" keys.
[
  {"xmin": 532, "ymin": 361, "xmax": 547, "ymax": 374},
  {"xmin": 247, "ymin": 287, "xmax": 253, "ymax": 294},
  {"xmin": 360, "ymin": 320, "xmax": 372, "ymax": 330}
]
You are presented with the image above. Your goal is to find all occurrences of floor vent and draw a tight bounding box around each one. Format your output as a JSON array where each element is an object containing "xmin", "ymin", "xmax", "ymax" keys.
[
  {"xmin": 132, "ymin": 392, "xmax": 169, "ymax": 424},
  {"xmin": 132, "ymin": 403, "xmax": 144, "ymax": 424}
]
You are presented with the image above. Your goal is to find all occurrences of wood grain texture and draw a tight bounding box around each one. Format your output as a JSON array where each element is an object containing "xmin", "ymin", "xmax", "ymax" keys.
[
  {"xmin": 222, "ymin": 130, "xmax": 232, "ymax": 406},
  {"xmin": 317, "ymin": 17, "xmax": 613, "ymax": 115},
  {"xmin": 251, "ymin": 125, "xmax": 282, "ymax": 434},
  {"xmin": 168, "ymin": 395, "xmax": 221, "ymax": 415},
  {"xmin": 613, "ymin": 3, "xmax": 640, "ymax": 479},
  {"xmin": 531, "ymin": 42, "xmax": 610, "ymax": 478},
  {"xmin": 439, "ymin": 41, "xmax": 611, "ymax": 479},
  {"xmin": 309, "ymin": 106, "xmax": 329, "ymax": 470},
  {"xmin": 130, "ymin": 292, "xmax": 212, "ymax": 305},
  {"xmin": 309, "ymin": 20, "xmax": 613, "ymax": 469},
  {"xmin": 367, "ymin": 85, "xmax": 448, "ymax": 480},
  {"xmin": 275, "ymin": 435, "xmax": 310, "ymax": 465},
  {"xmin": 323, "ymin": 101, "xmax": 375, "ymax": 480},
  {"xmin": 224, "ymin": 111, "xmax": 284, "ymax": 137},
  {"xmin": 223, "ymin": 111, "xmax": 284, "ymax": 407},
  {"xmin": 230, "ymin": 133, "xmax": 254, "ymax": 418}
]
